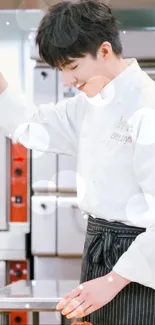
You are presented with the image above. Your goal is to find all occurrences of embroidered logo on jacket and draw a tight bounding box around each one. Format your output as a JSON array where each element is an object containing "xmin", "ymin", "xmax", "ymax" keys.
[{"xmin": 111, "ymin": 116, "xmax": 133, "ymax": 144}]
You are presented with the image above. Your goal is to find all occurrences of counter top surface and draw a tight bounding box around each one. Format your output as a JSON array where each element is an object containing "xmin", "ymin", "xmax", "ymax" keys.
[{"xmin": 0, "ymin": 280, "xmax": 79, "ymax": 311}]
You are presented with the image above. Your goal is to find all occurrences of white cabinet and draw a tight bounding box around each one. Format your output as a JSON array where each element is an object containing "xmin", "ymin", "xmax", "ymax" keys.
[
  {"xmin": 31, "ymin": 196, "xmax": 56, "ymax": 255},
  {"xmin": 56, "ymin": 71, "xmax": 78, "ymax": 193},
  {"xmin": 57, "ymin": 155, "xmax": 77, "ymax": 192},
  {"xmin": 0, "ymin": 261, "xmax": 6, "ymax": 288},
  {"xmin": 32, "ymin": 152, "xmax": 57, "ymax": 192},
  {"xmin": 33, "ymin": 66, "xmax": 57, "ymax": 105},
  {"xmin": 32, "ymin": 66, "xmax": 57, "ymax": 192},
  {"xmin": 34, "ymin": 256, "xmax": 82, "ymax": 280},
  {"xmin": 57, "ymin": 196, "xmax": 87, "ymax": 256}
]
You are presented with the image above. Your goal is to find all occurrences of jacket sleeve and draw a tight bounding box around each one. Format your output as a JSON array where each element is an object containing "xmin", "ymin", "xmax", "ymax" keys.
[
  {"xmin": 113, "ymin": 108, "xmax": 155, "ymax": 290},
  {"xmin": 0, "ymin": 85, "xmax": 87, "ymax": 155}
]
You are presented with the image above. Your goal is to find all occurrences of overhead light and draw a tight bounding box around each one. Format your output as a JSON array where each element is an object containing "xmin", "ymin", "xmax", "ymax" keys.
[
  {"xmin": 123, "ymin": 31, "xmax": 126, "ymax": 34},
  {"xmin": 6, "ymin": 21, "xmax": 10, "ymax": 26}
]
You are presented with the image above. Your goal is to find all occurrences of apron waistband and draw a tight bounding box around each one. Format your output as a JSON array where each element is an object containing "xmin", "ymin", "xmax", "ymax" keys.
[
  {"xmin": 88, "ymin": 215, "xmax": 145, "ymax": 236},
  {"xmin": 86, "ymin": 215, "xmax": 145, "ymax": 268}
]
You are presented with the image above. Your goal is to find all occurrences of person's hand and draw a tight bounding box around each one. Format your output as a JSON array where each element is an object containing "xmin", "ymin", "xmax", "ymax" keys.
[
  {"xmin": 56, "ymin": 271, "xmax": 130, "ymax": 319},
  {"xmin": 82, "ymin": 75, "xmax": 111, "ymax": 97},
  {"xmin": 0, "ymin": 73, "xmax": 8, "ymax": 94}
]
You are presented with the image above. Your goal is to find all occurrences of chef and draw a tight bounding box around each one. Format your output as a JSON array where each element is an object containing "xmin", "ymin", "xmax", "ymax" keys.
[{"xmin": 0, "ymin": 1, "xmax": 155, "ymax": 324}]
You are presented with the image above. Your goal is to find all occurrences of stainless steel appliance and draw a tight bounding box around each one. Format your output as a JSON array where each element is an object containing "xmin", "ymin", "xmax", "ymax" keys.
[
  {"xmin": 0, "ymin": 131, "xmax": 28, "ymax": 277},
  {"xmin": 0, "ymin": 132, "xmax": 29, "ymax": 325}
]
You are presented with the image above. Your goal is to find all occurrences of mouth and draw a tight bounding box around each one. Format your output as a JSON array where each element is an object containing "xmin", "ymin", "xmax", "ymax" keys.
[{"xmin": 76, "ymin": 82, "xmax": 86, "ymax": 91}]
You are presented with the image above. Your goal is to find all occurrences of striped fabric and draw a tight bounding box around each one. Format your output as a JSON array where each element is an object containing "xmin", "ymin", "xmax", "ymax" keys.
[{"xmin": 80, "ymin": 215, "xmax": 155, "ymax": 325}]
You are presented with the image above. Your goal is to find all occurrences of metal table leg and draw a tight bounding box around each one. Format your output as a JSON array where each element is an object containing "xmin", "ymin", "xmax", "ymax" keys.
[
  {"xmin": 61, "ymin": 315, "xmax": 72, "ymax": 325},
  {"xmin": 0, "ymin": 313, "xmax": 9, "ymax": 325},
  {"xmin": 32, "ymin": 312, "xmax": 39, "ymax": 325},
  {"xmin": 61, "ymin": 315, "xmax": 78, "ymax": 325}
]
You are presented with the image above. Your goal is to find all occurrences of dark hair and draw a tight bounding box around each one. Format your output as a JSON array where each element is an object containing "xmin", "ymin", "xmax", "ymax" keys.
[{"xmin": 35, "ymin": 0, "xmax": 122, "ymax": 69}]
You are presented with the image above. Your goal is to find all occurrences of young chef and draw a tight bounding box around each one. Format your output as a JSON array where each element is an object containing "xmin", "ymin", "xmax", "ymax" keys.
[{"xmin": 0, "ymin": 0, "xmax": 155, "ymax": 324}]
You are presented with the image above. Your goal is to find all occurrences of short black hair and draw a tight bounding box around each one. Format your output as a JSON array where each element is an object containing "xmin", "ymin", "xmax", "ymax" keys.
[{"xmin": 36, "ymin": 0, "xmax": 122, "ymax": 69}]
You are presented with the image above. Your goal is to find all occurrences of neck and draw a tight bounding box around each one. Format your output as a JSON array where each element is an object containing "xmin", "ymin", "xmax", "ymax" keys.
[{"xmin": 107, "ymin": 56, "xmax": 128, "ymax": 81}]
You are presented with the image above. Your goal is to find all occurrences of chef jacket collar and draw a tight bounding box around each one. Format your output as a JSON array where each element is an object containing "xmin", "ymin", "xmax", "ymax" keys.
[{"xmin": 84, "ymin": 58, "xmax": 142, "ymax": 107}]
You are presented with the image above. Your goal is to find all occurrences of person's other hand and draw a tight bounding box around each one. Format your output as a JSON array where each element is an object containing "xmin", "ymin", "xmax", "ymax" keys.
[{"xmin": 0, "ymin": 73, "xmax": 8, "ymax": 94}]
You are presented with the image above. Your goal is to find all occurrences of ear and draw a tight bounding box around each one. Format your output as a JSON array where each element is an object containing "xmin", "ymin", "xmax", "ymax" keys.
[{"xmin": 98, "ymin": 42, "xmax": 113, "ymax": 59}]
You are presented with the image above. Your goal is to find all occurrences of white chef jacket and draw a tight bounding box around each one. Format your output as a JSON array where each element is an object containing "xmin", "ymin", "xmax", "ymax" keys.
[{"xmin": 0, "ymin": 58, "xmax": 155, "ymax": 289}]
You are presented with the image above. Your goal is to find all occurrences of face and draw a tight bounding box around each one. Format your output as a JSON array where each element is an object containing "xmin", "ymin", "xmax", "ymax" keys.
[{"xmin": 61, "ymin": 42, "xmax": 113, "ymax": 93}]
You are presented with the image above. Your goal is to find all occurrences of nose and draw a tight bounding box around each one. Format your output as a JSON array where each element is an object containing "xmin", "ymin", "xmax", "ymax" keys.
[{"xmin": 62, "ymin": 70, "xmax": 76, "ymax": 87}]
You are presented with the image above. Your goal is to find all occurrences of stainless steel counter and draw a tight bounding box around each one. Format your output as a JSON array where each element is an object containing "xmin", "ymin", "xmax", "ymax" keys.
[{"xmin": 0, "ymin": 280, "xmax": 79, "ymax": 325}]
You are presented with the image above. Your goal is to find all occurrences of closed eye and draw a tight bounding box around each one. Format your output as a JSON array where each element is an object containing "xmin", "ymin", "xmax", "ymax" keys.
[
  {"xmin": 58, "ymin": 65, "xmax": 78, "ymax": 71},
  {"xmin": 70, "ymin": 65, "xmax": 78, "ymax": 70}
]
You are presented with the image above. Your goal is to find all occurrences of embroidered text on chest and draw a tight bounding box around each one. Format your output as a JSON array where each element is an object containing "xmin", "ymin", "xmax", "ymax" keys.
[{"xmin": 111, "ymin": 116, "xmax": 133, "ymax": 144}]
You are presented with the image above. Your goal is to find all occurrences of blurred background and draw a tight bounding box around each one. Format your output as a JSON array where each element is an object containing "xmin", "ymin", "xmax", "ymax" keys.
[{"xmin": 0, "ymin": 0, "xmax": 155, "ymax": 325}]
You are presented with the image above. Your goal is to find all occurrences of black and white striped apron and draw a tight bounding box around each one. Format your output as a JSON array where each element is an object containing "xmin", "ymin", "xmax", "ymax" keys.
[{"xmin": 80, "ymin": 215, "xmax": 155, "ymax": 325}]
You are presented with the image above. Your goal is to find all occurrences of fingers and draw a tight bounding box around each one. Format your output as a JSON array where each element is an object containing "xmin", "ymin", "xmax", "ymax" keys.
[
  {"xmin": 62, "ymin": 296, "xmax": 85, "ymax": 317},
  {"xmin": 65, "ymin": 301, "xmax": 92, "ymax": 319},
  {"xmin": 82, "ymin": 305, "xmax": 95, "ymax": 317},
  {"xmin": 56, "ymin": 285, "xmax": 83, "ymax": 310}
]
